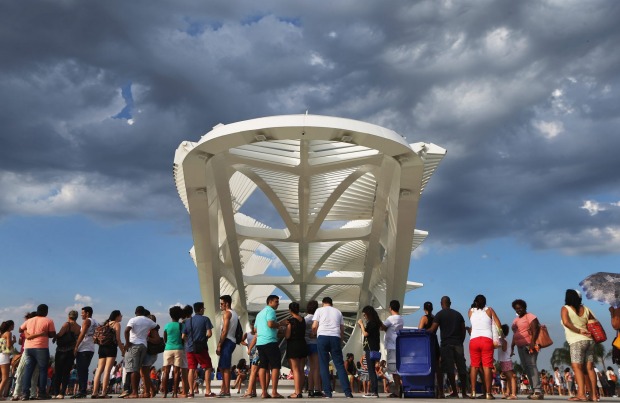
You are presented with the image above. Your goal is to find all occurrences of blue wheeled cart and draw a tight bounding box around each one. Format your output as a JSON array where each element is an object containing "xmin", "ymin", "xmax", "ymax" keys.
[{"xmin": 396, "ymin": 329, "xmax": 437, "ymax": 398}]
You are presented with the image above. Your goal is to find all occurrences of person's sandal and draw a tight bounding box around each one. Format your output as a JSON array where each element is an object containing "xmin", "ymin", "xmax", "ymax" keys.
[{"xmin": 487, "ymin": 394, "xmax": 496, "ymax": 400}]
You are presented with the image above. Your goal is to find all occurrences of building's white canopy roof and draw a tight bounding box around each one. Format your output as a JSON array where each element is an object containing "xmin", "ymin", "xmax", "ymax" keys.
[{"xmin": 174, "ymin": 115, "xmax": 446, "ymax": 349}]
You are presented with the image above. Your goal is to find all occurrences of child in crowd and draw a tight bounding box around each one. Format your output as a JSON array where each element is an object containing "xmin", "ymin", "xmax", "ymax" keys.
[
  {"xmin": 358, "ymin": 355, "xmax": 369, "ymax": 395},
  {"xmin": 499, "ymin": 324, "xmax": 517, "ymax": 399}
]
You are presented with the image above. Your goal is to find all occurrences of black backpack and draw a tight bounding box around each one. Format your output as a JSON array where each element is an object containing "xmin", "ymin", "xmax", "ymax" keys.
[{"xmin": 235, "ymin": 319, "xmax": 243, "ymax": 345}]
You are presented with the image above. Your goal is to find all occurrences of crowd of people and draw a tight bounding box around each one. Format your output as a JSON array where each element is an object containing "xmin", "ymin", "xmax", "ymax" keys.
[{"xmin": 0, "ymin": 289, "xmax": 619, "ymax": 400}]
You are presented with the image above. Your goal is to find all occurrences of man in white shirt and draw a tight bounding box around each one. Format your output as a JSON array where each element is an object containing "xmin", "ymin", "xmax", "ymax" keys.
[
  {"xmin": 123, "ymin": 306, "xmax": 156, "ymax": 399},
  {"xmin": 74, "ymin": 306, "xmax": 97, "ymax": 398},
  {"xmin": 381, "ymin": 300, "xmax": 404, "ymax": 397},
  {"xmin": 312, "ymin": 297, "xmax": 353, "ymax": 398}
]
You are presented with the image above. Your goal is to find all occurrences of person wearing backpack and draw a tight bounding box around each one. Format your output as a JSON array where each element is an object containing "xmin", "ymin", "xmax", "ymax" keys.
[
  {"xmin": 91, "ymin": 310, "xmax": 124, "ymax": 398},
  {"xmin": 216, "ymin": 295, "xmax": 239, "ymax": 398}
]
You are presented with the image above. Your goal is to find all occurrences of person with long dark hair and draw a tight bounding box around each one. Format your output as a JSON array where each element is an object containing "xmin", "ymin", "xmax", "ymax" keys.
[
  {"xmin": 418, "ymin": 301, "xmax": 443, "ymax": 398},
  {"xmin": 358, "ymin": 305, "xmax": 381, "ymax": 397},
  {"xmin": 0, "ymin": 320, "xmax": 16, "ymax": 399},
  {"xmin": 91, "ymin": 310, "xmax": 124, "ymax": 398},
  {"xmin": 561, "ymin": 289, "xmax": 597, "ymax": 402},
  {"xmin": 285, "ymin": 302, "xmax": 307, "ymax": 398}
]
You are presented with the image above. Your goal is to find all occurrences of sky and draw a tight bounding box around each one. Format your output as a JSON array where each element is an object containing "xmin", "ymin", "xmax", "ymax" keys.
[{"xmin": 1, "ymin": 1, "xmax": 620, "ymax": 372}]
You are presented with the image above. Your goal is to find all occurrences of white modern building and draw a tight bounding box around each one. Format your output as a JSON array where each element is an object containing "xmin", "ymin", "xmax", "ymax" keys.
[{"xmin": 173, "ymin": 114, "xmax": 446, "ymax": 363}]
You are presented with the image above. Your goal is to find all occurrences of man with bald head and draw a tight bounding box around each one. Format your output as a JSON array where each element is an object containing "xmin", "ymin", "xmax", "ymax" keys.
[{"xmin": 427, "ymin": 296, "xmax": 468, "ymax": 398}]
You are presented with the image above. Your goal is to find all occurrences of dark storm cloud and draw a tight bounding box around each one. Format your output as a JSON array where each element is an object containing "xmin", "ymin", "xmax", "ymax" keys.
[{"xmin": 1, "ymin": 0, "xmax": 620, "ymax": 253}]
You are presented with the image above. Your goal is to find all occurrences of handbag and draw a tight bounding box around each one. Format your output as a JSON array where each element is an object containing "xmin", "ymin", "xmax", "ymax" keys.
[
  {"xmin": 613, "ymin": 332, "xmax": 620, "ymax": 365},
  {"xmin": 527, "ymin": 314, "xmax": 553, "ymax": 349},
  {"xmin": 492, "ymin": 322, "xmax": 500, "ymax": 349},
  {"xmin": 188, "ymin": 318, "xmax": 208, "ymax": 353},
  {"xmin": 536, "ymin": 325, "xmax": 553, "ymax": 348},
  {"xmin": 146, "ymin": 328, "xmax": 165, "ymax": 355},
  {"xmin": 147, "ymin": 336, "xmax": 165, "ymax": 355},
  {"xmin": 587, "ymin": 320, "xmax": 607, "ymax": 343},
  {"xmin": 369, "ymin": 350, "xmax": 381, "ymax": 361}
]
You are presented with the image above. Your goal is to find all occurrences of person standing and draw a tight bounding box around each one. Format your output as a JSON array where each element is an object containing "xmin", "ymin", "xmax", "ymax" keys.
[
  {"xmin": 0, "ymin": 320, "xmax": 16, "ymax": 399},
  {"xmin": 11, "ymin": 312, "xmax": 37, "ymax": 401},
  {"xmin": 91, "ymin": 310, "xmax": 124, "ymax": 398},
  {"xmin": 50, "ymin": 310, "xmax": 80, "ymax": 399},
  {"xmin": 241, "ymin": 323, "xmax": 259, "ymax": 398},
  {"xmin": 357, "ymin": 305, "xmax": 381, "ymax": 398},
  {"xmin": 381, "ymin": 299, "xmax": 404, "ymax": 397},
  {"xmin": 468, "ymin": 294, "xmax": 502, "ymax": 400},
  {"xmin": 162, "ymin": 306, "xmax": 188, "ymax": 398},
  {"xmin": 510, "ymin": 299, "xmax": 544, "ymax": 399},
  {"xmin": 312, "ymin": 296, "xmax": 354, "ymax": 398},
  {"xmin": 304, "ymin": 300, "xmax": 321, "ymax": 397},
  {"xmin": 72, "ymin": 306, "xmax": 97, "ymax": 399},
  {"xmin": 20, "ymin": 304, "xmax": 56, "ymax": 400},
  {"xmin": 182, "ymin": 302, "xmax": 215, "ymax": 398},
  {"xmin": 417, "ymin": 301, "xmax": 440, "ymax": 397},
  {"xmin": 123, "ymin": 306, "xmax": 157, "ymax": 399},
  {"xmin": 255, "ymin": 295, "xmax": 283, "ymax": 399},
  {"xmin": 285, "ymin": 302, "xmax": 307, "ymax": 398},
  {"xmin": 216, "ymin": 295, "xmax": 238, "ymax": 398},
  {"xmin": 427, "ymin": 296, "xmax": 469, "ymax": 399},
  {"xmin": 561, "ymin": 289, "xmax": 597, "ymax": 403}
]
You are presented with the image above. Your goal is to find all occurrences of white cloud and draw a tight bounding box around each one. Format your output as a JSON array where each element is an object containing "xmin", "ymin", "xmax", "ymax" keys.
[
  {"xmin": 581, "ymin": 200, "xmax": 606, "ymax": 216},
  {"xmin": 545, "ymin": 226, "xmax": 620, "ymax": 255},
  {"xmin": 0, "ymin": 303, "xmax": 36, "ymax": 321},
  {"xmin": 309, "ymin": 52, "xmax": 333, "ymax": 68},
  {"xmin": 0, "ymin": 171, "xmax": 174, "ymax": 220},
  {"xmin": 74, "ymin": 294, "xmax": 93, "ymax": 304},
  {"xmin": 581, "ymin": 200, "xmax": 620, "ymax": 216},
  {"xmin": 484, "ymin": 27, "xmax": 528, "ymax": 62},
  {"xmin": 64, "ymin": 294, "xmax": 94, "ymax": 314},
  {"xmin": 533, "ymin": 120, "xmax": 564, "ymax": 139}
]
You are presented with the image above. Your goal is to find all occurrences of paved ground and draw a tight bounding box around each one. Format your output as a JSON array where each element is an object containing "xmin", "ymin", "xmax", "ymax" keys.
[{"xmin": 52, "ymin": 396, "xmax": 619, "ymax": 402}]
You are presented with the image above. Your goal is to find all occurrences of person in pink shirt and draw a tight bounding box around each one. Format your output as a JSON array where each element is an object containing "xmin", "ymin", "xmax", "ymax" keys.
[
  {"xmin": 510, "ymin": 299, "xmax": 543, "ymax": 399},
  {"xmin": 19, "ymin": 304, "xmax": 56, "ymax": 400}
]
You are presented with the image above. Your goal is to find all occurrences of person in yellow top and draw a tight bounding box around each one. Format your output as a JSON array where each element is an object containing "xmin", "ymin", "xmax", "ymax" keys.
[
  {"xmin": 611, "ymin": 305, "xmax": 620, "ymax": 331},
  {"xmin": 560, "ymin": 289, "xmax": 596, "ymax": 402}
]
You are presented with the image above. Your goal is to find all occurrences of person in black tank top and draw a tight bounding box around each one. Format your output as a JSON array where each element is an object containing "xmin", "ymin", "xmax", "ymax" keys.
[
  {"xmin": 285, "ymin": 302, "xmax": 307, "ymax": 398},
  {"xmin": 418, "ymin": 301, "xmax": 444, "ymax": 398}
]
